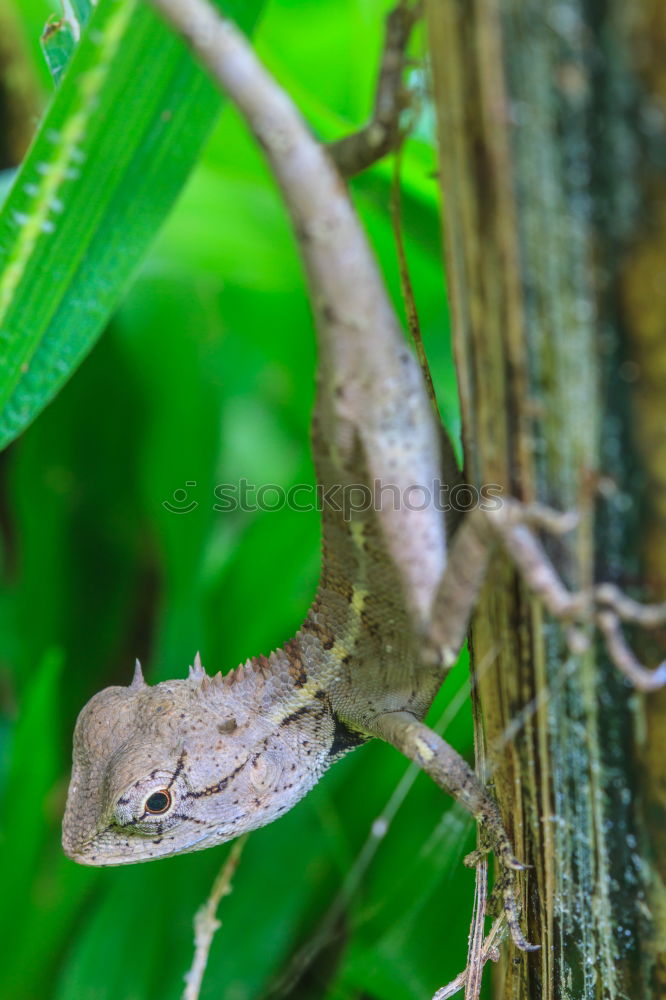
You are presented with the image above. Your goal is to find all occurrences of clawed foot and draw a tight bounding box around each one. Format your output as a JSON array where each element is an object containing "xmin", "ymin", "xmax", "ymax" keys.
[
  {"xmin": 491, "ymin": 500, "xmax": 666, "ymax": 692},
  {"xmin": 492, "ymin": 869, "xmax": 539, "ymax": 953},
  {"xmin": 593, "ymin": 586, "xmax": 666, "ymax": 691},
  {"xmin": 464, "ymin": 841, "xmax": 539, "ymax": 953}
]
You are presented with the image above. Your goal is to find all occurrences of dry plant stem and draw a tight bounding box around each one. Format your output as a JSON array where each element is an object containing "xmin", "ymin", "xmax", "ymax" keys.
[
  {"xmin": 432, "ymin": 915, "xmax": 503, "ymax": 1000},
  {"xmin": 329, "ymin": 0, "xmax": 422, "ymax": 177},
  {"xmin": 464, "ymin": 857, "xmax": 487, "ymax": 1000},
  {"xmin": 433, "ymin": 650, "xmax": 581, "ymax": 998},
  {"xmin": 428, "ymin": 0, "xmax": 666, "ymax": 991},
  {"xmin": 182, "ymin": 834, "xmax": 249, "ymax": 1000},
  {"xmin": 463, "ymin": 660, "xmax": 492, "ymax": 1000}
]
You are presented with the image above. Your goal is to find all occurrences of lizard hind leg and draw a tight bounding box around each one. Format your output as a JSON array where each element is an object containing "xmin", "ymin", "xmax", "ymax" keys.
[{"xmin": 369, "ymin": 710, "xmax": 538, "ymax": 952}]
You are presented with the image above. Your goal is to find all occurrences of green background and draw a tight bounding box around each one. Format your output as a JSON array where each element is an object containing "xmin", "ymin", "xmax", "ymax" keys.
[{"xmin": 0, "ymin": 1, "xmax": 480, "ymax": 997}]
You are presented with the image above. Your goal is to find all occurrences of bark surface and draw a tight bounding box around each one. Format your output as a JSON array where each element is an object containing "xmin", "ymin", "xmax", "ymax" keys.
[{"xmin": 427, "ymin": 1, "xmax": 666, "ymax": 997}]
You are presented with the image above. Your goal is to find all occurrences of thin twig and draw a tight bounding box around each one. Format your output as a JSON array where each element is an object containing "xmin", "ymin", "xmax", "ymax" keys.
[
  {"xmin": 436, "ymin": 680, "xmax": 507, "ymax": 1000},
  {"xmin": 463, "ymin": 858, "xmax": 488, "ymax": 1000},
  {"xmin": 182, "ymin": 834, "xmax": 249, "ymax": 1000},
  {"xmin": 463, "ymin": 661, "xmax": 490, "ymax": 1000},
  {"xmin": 432, "ymin": 916, "xmax": 504, "ymax": 1000},
  {"xmin": 390, "ymin": 141, "xmax": 438, "ymax": 408}
]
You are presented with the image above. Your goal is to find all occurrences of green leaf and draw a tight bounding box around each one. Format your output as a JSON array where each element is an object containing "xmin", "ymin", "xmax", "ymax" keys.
[
  {"xmin": 41, "ymin": 0, "xmax": 95, "ymax": 85},
  {"xmin": 0, "ymin": 0, "xmax": 265, "ymax": 451},
  {"xmin": 0, "ymin": 2, "xmax": 464, "ymax": 997},
  {"xmin": 0, "ymin": 649, "xmax": 89, "ymax": 1000},
  {"xmin": 0, "ymin": 645, "xmax": 97, "ymax": 1000},
  {"xmin": 41, "ymin": 25, "xmax": 75, "ymax": 87}
]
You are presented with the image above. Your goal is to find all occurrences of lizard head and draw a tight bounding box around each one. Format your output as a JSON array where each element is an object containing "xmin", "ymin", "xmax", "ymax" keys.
[{"xmin": 62, "ymin": 655, "xmax": 332, "ymax": 866}]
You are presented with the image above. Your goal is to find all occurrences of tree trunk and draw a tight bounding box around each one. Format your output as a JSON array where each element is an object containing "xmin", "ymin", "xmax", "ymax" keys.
[{"xmin": 426, "ymin": 1, "xmax": 666, "ymax": 997}]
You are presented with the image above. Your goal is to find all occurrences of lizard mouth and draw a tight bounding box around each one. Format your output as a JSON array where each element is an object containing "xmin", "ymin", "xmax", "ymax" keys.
[{"xmin": 62, "ymin": 823, "xmax": 222, "ymax": 866}]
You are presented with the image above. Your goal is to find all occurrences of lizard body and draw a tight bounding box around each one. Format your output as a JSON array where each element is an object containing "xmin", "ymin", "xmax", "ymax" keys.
[
  {"xmin": 63, "ymin": 1, "xmax": 459, "ymax": 868},
  {"xmin": 63, "ymin": 0, "xmax": 666, "ymax": 956}
]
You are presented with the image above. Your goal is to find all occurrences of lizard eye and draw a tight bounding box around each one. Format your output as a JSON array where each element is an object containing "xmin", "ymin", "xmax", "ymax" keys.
[
  {"xmin": 113, "ymin": 771, "xmax": 182, "ymax": 833},
  {"xmin": 144, "ymin": 789, "xmax": 172, "ymax": 814}
]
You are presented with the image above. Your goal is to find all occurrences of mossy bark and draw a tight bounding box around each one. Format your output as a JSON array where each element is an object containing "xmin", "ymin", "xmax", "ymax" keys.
[{"xmin": 427, "ymin": 1, "xmax": 666, "ymax": 997}]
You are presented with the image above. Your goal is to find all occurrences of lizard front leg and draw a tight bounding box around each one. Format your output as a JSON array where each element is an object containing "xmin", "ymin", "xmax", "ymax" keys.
[{"xmin": 367, "ymin": 709, "xmax": 537, "ymax": 953}]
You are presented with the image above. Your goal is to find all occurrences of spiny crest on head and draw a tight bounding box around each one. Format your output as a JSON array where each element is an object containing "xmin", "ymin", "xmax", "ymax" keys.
[
  {"xmin": 219, "ymin": 655, "xmax": 272, "ymax": 690},
  {"xmin": 129, "ymin": 658, "xmax": 148, "ymax": 691},
  {"xmin": 188, "ymin": 651, "xmax": 207, "ymax": 681},
  {"xmin": 192, "ymin": 656, "xmax": 269, "ymax": 694}
]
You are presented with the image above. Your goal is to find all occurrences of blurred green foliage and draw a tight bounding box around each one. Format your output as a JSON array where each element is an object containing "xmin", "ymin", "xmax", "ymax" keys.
[{"xmin": 0, "ymin": 1, "xmax": 482, "ymax": 998}]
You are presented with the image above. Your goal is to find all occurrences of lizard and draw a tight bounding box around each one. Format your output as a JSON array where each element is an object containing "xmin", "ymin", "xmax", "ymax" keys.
[{"xmin": 61, "ymin": 0, "xmax": 666, "ymax": 958}]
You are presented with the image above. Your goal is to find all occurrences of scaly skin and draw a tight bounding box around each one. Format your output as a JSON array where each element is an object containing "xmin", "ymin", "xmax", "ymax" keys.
[
  {"xmin": 63, "ymin": 0, "xmax": 533, "ymax": 949},
  {"xmin": 62, "ymin": 0, "xmax": 452, "ymax": 868},
  {"xmin": 62, "ymin": 395, "xmax": 449, "ymax": 865},
  {"xmin": 62, "ymin": 0, "xmax": 666, "ymax": 961}
]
